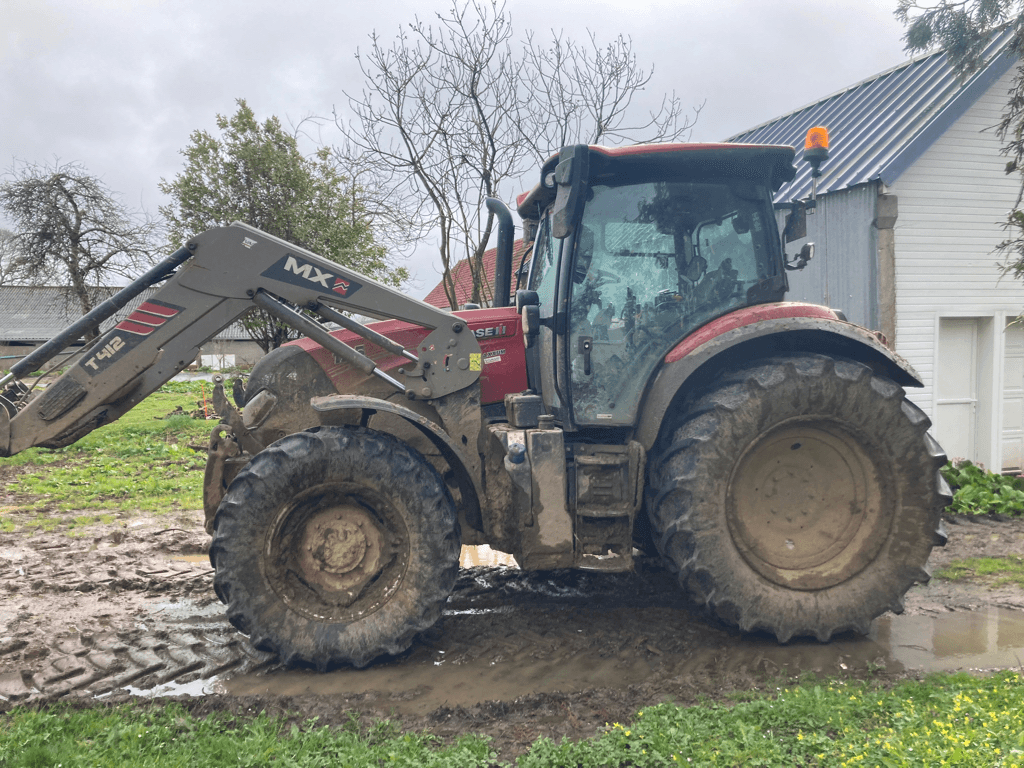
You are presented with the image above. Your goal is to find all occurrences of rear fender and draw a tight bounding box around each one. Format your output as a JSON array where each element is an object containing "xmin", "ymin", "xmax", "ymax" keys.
[
  {"xmin": 312, "ymin": 394, "xmax": 484, "ymax": 536},
  {"xmin": 635, "ymin": 310, "xmax": 923, "ymax": 452}
]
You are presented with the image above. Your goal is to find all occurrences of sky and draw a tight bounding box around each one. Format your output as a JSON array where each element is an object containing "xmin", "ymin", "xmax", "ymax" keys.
[{"xmin": 1, "ymin": 0, "xmax": 923, "ymax": 297}]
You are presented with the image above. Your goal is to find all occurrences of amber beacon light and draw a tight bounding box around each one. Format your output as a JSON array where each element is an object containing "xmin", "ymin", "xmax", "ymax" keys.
[{"xmin": 804, "ymin": 126, "xmax": 830, "ymax": 174}]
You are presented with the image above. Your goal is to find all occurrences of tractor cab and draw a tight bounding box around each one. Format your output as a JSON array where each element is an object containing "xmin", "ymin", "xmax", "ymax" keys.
[{"xmin": 515, "ymin": 143, "xmax": 796, "ymax": 428}]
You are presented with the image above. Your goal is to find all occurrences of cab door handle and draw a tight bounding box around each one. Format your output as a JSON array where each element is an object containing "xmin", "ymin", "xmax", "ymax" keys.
[{"xmin": 578, "ymin": 336, "xmax": 593, "ymax": 376}]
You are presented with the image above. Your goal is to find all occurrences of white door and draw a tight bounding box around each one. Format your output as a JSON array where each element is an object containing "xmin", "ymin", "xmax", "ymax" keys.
[
  {"xmin": 1002, "ymin": 320, "xmax": 1024, "ymax": 471},
  {"xmin": 935, "ymin": 318, "xmax": 979, "ymax": 463}
]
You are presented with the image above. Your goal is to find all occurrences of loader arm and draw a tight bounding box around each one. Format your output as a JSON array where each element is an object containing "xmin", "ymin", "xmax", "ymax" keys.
[{"xmin": 0, "ymin": 222, "xmax": 481, "ymax": 457}]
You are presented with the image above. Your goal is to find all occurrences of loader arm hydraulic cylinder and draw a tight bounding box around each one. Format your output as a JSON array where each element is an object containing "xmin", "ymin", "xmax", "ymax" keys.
[{"xmin": 0, "ymin": 222, "xmax": 481, "ymax": 457}]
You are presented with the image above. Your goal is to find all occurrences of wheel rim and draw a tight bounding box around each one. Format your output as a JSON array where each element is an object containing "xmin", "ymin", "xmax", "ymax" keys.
[
  {"xmin": 726, "ymin": 419, "xmax": 894, "ymax": 591},
  {"xmin": 263, "ymin": 482, "xmax": 408, "ymax": 622}
]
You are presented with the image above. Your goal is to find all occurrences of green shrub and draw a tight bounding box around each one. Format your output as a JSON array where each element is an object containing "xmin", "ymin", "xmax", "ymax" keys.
[{"xmin": 941, "ymin": 460, "xmax": 1024, "ymax": 516}]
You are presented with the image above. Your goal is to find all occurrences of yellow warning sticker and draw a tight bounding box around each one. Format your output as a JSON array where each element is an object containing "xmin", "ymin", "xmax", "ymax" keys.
[{"xmin": 470, "ymin": 353, "xmax": 482, "ymax": 371}]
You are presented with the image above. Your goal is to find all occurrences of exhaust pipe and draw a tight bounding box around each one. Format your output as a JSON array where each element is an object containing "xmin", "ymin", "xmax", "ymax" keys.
[{"xmin": 486, "ymin": 197, "xmax": 513, "ymax": 308}]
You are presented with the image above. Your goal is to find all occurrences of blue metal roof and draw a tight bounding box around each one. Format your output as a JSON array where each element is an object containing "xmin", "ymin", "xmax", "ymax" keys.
[{"xmin": 729, "ymin": 29, "xmax": 1017, "ymax": 202}]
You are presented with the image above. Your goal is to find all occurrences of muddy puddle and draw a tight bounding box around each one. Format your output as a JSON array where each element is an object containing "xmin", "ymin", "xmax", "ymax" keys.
[
  {"xmin": 137, "ymin": 553, "xmax": 1024, "ymax": 716},
  {"xmin": 6, "ymin": 519, "xmax": 1017, "ymax": 711},
  {"xmin": 209, "ymin": 605, "xmax": 1024, "ymax": 716},
  {"xmin": 875, "ymin": 606, "xmax": 1024, "ymax": 672}
]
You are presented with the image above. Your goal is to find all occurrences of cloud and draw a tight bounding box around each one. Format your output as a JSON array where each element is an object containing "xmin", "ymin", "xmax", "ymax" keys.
[{"xmin": 1, "ymin": 0, "xmax": 916, "ymax": 294}]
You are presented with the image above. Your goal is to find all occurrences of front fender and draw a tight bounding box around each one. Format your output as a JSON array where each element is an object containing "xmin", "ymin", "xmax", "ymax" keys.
[
  {"xmin": 311, "ymin": 394, "xmax": 483, "ymax": 533},
  {"xmin": 634, "ymin": 306, "xmax": 922, "ymax": 451}
]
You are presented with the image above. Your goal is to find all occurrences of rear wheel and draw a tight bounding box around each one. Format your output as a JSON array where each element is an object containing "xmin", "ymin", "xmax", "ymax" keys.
[
  {"xmin": 648, "ymin": 353, "xmax": 948, "ymax": 642},
  {"xmin": 210, "ymin": 426, "xmax": 460, "ymax": 669}
]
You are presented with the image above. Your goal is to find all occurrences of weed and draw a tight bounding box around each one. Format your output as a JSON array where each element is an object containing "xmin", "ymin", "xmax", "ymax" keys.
[{"xmin": 941, "ymin": 460, "xmax": 1024, "ymax": 517}]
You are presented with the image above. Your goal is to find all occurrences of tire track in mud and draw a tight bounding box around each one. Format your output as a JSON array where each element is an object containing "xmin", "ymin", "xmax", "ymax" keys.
[
  {"xmin": 0, "ymin": 524, "xmax": 279, "ymax": 703},
  {"xmin": 0, "ymin": 625, "xmax": 276, "ymax": 702},
  {"xmin": 3, "ymin": 514, "xmax": 1024, "ymax": 707}
]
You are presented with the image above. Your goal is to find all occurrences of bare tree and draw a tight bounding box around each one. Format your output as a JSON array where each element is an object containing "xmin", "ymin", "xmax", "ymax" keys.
[
  {"xmin": 329, "ymin": 140, "xmax": 433, "ymax": 262},
  {"xmin": 339, "ymin": 0, "xmax": 700, "ymax": 309},
  {"xmin": 0, "ymin": 229, "xmax": 24, "ymax": 287},
  {"xmin": 0, "ymin": 160, "xmax": 160, "ymax": 326},
  {"xmin": 519, "ymin": 30, "xmax": 697, "ymax": 159}
]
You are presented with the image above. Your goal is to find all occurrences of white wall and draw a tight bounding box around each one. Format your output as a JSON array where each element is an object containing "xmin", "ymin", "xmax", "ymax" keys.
[{"xmin": 889, "ymin": 66, "xmax": 1022, "ymax": 470}]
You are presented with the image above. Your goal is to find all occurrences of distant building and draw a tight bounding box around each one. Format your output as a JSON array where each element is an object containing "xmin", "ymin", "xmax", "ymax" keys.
[
  {"xmin": 422, "ymin": 240, "xmax": 529, "ymax": 309},
  {"xmin": 731, "ymin": 29, "xmax": 1024, "ymax": 472},
  {"xmin": 0, "ymin": 286, "xmax": 262, "ymax": 372}
]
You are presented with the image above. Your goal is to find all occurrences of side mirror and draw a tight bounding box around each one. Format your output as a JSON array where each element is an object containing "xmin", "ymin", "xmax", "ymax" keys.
[
  {"xmin": 516, "ymin": 290, "xmax": 539, "ymax": 313},
  {"xmin": 785, "ymin": 242, "xmax": 814, "ymax": 271},
  {"xmin": 551, "ymin": 145, "xmax": 590, "ymax": 239}
]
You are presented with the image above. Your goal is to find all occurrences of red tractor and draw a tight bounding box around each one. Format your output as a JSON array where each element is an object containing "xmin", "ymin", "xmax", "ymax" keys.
[{"xmin": 0, "ymin": 136, "xmax": 948, "ymax": 669}]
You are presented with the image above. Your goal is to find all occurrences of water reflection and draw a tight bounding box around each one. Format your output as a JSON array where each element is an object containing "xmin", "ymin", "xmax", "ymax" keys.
[{"xmin": 875, "ymin": 606, "xmax": 1024, "ymax": 671}]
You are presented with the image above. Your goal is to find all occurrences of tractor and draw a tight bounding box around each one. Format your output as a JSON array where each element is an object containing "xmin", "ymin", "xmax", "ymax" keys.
[{"xmin": 0, "ymin": 133, "xmax": 948, "ymax": 669}]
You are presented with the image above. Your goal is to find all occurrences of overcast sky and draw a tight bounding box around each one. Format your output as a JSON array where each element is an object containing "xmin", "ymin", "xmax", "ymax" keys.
[{"xmin": 2, "ymin": 0, "xmax": 920, "ymax": 296}]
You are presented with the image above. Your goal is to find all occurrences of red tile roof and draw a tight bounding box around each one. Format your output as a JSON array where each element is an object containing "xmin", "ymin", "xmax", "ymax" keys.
[{"xmin": 422, "ymin": 239, "xmax": 529, "ymax": 309}]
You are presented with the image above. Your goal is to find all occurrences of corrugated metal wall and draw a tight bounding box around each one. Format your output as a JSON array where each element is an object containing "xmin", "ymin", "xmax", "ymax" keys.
[{"xmin": 780, "ymin": 184, "xmax": 880, "ymax": 331}]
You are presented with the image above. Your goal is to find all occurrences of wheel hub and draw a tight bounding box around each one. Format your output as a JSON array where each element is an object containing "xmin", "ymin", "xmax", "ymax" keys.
[
  {"xmin": 296, "ymin": 505, "xmax": 385, "ymax": 603},
  {"xmin": 726, "ymin": 421, "xmax": 892, "ymax": 590}
]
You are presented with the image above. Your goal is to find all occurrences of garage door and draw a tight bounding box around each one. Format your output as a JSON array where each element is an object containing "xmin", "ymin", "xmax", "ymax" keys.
[
  {"xmin": 1003, "ymin": 319, "xmax": 1024, "ymax": 471},
  {"xmin": 935, "ymin": 317, "xmax": 978, "ymax": 464}
]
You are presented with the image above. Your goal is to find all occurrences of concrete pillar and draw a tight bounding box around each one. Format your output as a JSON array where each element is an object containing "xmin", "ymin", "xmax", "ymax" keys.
[{"xmin": 874, "ymin": 193, "xmax": 898, "ymax": 348}]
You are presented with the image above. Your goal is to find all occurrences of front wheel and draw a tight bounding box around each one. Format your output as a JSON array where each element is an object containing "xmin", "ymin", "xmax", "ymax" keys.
[
  {"xmin": 210, "ymin": 426, "xmax": 460, "ymax": 669},
  {"xmin": 648, "ymin": 353, "xmax": 949, "ymax": 642}
]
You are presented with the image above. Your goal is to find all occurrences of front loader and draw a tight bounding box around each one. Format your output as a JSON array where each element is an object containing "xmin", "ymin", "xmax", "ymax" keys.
[{"xmin": 0, "ymin": 135, "xmax": 949, "ymax": 669}]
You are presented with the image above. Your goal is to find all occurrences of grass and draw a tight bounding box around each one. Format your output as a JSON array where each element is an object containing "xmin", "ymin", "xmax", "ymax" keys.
[
  {"xmin": 934, "ymin": 556, "xmax": 1024, "ymax": 588},
  {"xmin": 0, "ymin": 704, "xmax": 497, "ymax": 768},
  {"xmin": 0, "ymin": 382, "xmax": 212, "ymax": 525},
  {"xmin": 521, "ymin": 672, "xmax": 1024, "ymax": 767},
  {"xmin": 2, "ymin": 672, "xmax": 1023, "ymax": 767}
]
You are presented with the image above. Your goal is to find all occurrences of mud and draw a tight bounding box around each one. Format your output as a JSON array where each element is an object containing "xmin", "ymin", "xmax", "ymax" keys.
[{"xmin": 1, "ymin": 511, "xmax": 1023, "ymax": 763}]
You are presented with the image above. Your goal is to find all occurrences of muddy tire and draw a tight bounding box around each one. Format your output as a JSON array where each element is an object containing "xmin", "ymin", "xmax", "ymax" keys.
[
  {"xmin": 648, "ymin": 353, "xmax": 949, "ymax": 642},
  {"xmin": 210, "ymin": 426, "xmax": 460, "ymax": 669}
]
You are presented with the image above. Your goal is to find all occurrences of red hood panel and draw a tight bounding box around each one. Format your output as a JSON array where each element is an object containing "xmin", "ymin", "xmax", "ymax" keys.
[{"xmin": 289, "ymin": 306, "xmax": 526, "ymax": 405}]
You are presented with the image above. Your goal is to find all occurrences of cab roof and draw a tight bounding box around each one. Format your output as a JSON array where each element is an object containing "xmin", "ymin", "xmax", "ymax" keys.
[{"xmin": 517, "ymin": 142, "xmax": 797, "ymax": 219}]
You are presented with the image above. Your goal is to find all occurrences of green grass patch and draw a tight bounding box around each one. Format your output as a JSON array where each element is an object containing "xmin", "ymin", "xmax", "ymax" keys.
[
  {"xmin": 2, "ymin": 673, "xmax": 1024, "ymax": 766},
  {"xmin": 941, "ymin": 460, "xmax": 1024, "ymax": 517},
  {"xmin": 0, "ymin": 704, "xmax": 496, "ymax": 768},
  {"xmin": 521, "ymin": 672, "xmax": 1024, "ymax": 767},
  {"xmin": 0, "ymin": 383, "xmax": 213, "ymax": 523},
  {"xmin": 934, "ymin": 555, "xmax": 1024, "ymax": 588}
]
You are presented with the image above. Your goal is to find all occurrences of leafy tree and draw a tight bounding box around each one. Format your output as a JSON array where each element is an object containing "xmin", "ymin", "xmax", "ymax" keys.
[
  {"xmin": 897, "ymin": 1, "xmax": 1024, "ymax": 277},
  {"xmin": 160, "ymin": 99, "xmax": 406, "ymax": 352},
  {"xmin": 339, "ymin": 0, "xmax": 699, "ymax": 309},
  {"xmin": 0, "ymin": 160, "xmax": 160, "ymax": 325}
]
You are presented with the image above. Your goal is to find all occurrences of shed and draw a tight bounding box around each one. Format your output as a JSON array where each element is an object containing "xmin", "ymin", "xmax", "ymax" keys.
[
  {"xmin": 0, "ymin": 286, "xmax": 264, "ymax": 372},
  {"xmin": 730, "ymin": 29, "xmax": 1024, "ymax": 472}
]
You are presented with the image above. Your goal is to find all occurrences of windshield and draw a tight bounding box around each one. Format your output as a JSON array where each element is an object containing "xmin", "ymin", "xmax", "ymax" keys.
[{"xmin": 568, "ymin": 180, "xmax": 777, "ymax": 425}]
